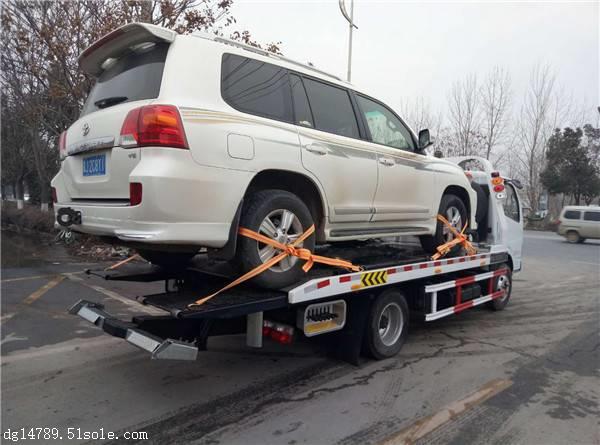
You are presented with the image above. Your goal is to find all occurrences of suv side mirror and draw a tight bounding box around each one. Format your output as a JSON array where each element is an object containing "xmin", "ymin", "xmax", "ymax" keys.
[{"xmin": 418, "ymin": 129, "xmax": 433, "ymax": 151}]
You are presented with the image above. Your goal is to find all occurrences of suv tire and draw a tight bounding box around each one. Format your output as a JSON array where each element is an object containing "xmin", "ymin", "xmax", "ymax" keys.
[
  {"xmin": 420, "ymin": 194, "xmax": 468, "ymax": 254},
  {"xmin": 238, "ymin": 189, "xmax": 315, "ymax": 289}
]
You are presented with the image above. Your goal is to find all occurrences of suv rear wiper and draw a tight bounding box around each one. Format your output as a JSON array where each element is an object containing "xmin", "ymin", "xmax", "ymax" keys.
[{"xmin": 94, "ymin": 96, "xmax": 128, "ymax": 109}]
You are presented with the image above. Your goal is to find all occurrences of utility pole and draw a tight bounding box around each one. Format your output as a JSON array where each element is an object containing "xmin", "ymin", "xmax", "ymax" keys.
[{"xmin": 339, "ymin": 0, "xmax": 358, "ymax": 82}]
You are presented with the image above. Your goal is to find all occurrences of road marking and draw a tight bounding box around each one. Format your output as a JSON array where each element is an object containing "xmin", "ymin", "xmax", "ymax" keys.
[
  {"xmin": 0, "ymin": 332, "xmax": 28, "ymax": 346},
  {"xmin": 22, "ymin": 275, "xmax": 66, "ymax": 305},
  {"xmin": 67, "ymin": 274, "xmax": 165, "ymax": 315},
  {"xmin": 2, "ymin": 336, "xmax": 121, "ymax": 364},
  {"xmin": 2, "ymin": 271, "xmax": 83, "ymax": 283},
  {"xmin": 572, "ymin": 260, "xmax": 599, "ymax": 266},
  {"xmin": 0, "ymin": 313, "xmax": 16, "ymax": 323},
  {"xmin": 380, "ymin": 378, "xmax": 513, "ymax": 445}
]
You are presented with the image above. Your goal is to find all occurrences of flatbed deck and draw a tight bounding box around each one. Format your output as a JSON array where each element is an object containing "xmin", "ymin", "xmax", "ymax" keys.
[{"xmin": 86, "ymin": 239, "xmax": 501, "ymax": 319}]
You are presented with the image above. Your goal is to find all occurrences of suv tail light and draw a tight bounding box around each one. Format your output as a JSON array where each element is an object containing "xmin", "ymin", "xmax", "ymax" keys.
[
  {"xmin": 51, "ymin": 187, "xmax": 58, "ymax": 204},
  {"xmin": 120, "ymin": 105, "xmax": 188, "ymax": 149},
  {"xmin": 58, "ymin": 131, "xmax": 67, "ymax": 160},
  {"xmin": 129, "ymin": 182, "xmax": 143, "ymax": 206}
]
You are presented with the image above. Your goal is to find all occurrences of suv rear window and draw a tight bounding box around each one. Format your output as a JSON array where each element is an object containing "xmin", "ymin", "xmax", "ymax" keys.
[
  {"xmin": 221, "ymin": 54, "xmax": 292, "ymax": 122},
  {"xmin": 81, "ymin": 43, "xmax": 168, "ymax": 116},
  {"xmin": 563, "ymin": 210, "xmax": 581, "ymax": 220},
  {"xmin": 583, "ymin": 211, "xmax": 600, "ymax": 221}
]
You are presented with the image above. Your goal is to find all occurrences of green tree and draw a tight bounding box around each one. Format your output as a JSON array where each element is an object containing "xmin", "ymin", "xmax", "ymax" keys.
[{"xmin": 541, "ymin": 126, "xmax": 600, "ymax": 205}]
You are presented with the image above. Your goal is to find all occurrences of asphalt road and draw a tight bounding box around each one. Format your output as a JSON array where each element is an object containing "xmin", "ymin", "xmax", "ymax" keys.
[{"xmin": 1, "ymin": 230, "xmax": 598, "ymax": 445}]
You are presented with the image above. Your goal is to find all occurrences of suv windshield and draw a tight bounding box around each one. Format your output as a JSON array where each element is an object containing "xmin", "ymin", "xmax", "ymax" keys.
[{"xmin": 81, "ymin": 43, "xmax": 168, "ymax": 116}]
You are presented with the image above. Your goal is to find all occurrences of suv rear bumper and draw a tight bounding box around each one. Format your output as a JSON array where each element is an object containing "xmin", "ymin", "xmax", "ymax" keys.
[{"xmin": 52, "ymin": 149, "xmax": 253, "ymax": 248}]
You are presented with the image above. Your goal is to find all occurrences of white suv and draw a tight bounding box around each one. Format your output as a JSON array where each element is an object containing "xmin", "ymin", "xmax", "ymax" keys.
[{"xmin": 52, "ymin": 23, "xmax": 477, "ymax": 288}]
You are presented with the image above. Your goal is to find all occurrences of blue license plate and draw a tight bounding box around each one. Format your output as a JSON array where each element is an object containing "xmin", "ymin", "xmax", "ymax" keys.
[{"xmin": 83, "ymin": 154, "xmax": 106, "ymax": 177}]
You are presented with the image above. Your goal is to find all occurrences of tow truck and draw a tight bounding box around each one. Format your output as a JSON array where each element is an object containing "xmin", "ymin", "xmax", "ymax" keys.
[{"xmin": 70, "ymin": 157, "xmax": 523, "ymax": 364}]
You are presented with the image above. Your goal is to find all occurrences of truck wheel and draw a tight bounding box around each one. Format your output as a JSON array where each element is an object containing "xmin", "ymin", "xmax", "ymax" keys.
[
  {"xmin": 364, "ymin": 290, "xmax": 409, "ymax": 360},
  {"xmin": 489, "ymin": 263, "xmax": 512, "ymax": 311},
  {"xmin": 566, "ymin": 231, "xmax": 580, "ymax": 243},
  {"xmin": 420, "ymin": 194, "xmax": 468, "ymax": 254},
  {"xmin": 238, "ymin": 189, "xmax": 315, "ymax": 289},
  {"xmin": 137, "ymin": 250, "xmax": 196, "ymax": 269}
]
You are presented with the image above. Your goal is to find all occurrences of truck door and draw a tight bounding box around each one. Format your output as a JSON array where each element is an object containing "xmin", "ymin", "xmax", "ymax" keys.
[{"xmin": 502, "ymin": 183, "xmax": 523, "ymax": 271}]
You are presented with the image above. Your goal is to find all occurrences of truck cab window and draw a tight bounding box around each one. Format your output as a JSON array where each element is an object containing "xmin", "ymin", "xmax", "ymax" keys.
[{"xmin": 503, "ymin": 184, "xmax": 520, "ymax": 222}]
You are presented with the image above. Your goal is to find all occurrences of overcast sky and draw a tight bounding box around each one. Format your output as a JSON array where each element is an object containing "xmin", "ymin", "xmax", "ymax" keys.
[{"xmin": 231, "ymin": 0, "xmax": 599, "ymax": 126}]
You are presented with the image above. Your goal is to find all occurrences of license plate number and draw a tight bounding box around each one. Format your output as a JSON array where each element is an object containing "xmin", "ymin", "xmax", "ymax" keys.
[{"xmin": 83, "ymin": 154, "xmax": 106, "ymax": 177}]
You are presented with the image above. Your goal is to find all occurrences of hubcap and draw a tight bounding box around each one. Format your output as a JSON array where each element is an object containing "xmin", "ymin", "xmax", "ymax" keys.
[
  {"xmin": 378, "ymin": 302, "xmax": 404, "ymax": 346},
  {"xmin": 496, "ymin": 274, "xmax": 511, "ymax": 301},
  {"xmin": 442, "ymin": 206, "xmax": 463, "ymax": 242},
  {"xmin": 257, "ymin": 209, "xmax": 303, "ymax": 273}
]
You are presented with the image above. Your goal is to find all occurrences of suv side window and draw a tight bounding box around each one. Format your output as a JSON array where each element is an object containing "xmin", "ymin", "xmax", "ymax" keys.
[
  {"xmin": 564, "ymin": 210, "xmax": 581, "ymax": 220},
  {"xmin": 583, "ymin": 211, "xmax": 600, "ymax": 221},
  {"xmin": 503, "ymin": 184, "xmax": 520, "ymax": 222},
  {"xmin": 301, "ymin": 78, "xmax": 360, "ymax": 138},
  {"xmin": 356, "ymin": 95, "xmax": 415, "ymax": 151},
  {"xmin": 290, "ymin": 74, "xmax": 314, "ymax": 128},
  {"xmin": 221, "ymin": 54, "xmax": 292, "ymax": 122}
]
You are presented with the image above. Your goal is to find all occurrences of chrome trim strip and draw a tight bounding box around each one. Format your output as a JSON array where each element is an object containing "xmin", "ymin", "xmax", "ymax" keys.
[
  {"xmin": 334, "ymin": 207, "xmax": 374, "ymax": 215},
  {"xmin": 330, "ymin": 226, "xmax": 428, "ymax": 237},
  {"xmin": 374, "ymin": 207, "xmax": 430, "ymax": 214},
  {"xmin": 67, "ymin": 137, "xmax": 115, "ymax": 155}
]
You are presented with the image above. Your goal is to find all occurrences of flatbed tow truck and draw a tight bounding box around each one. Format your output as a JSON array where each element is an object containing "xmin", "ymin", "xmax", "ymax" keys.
[{"xmin": 69, "ymin": 156, "xmax": 523, "ymax": 364}]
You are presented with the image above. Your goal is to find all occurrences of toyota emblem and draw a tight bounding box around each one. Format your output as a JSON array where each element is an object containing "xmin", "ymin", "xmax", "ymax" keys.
[{"xmin": 82, "ymin": 123, "xmax": 90, "ymax": 136}]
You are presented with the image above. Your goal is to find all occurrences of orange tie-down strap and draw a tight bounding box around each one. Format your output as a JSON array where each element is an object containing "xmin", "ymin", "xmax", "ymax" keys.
[
  {"xmin": 188, "ymin": 225, "xmax": 362, "ymax": 308},
  {"xmin": 431, "ymin": 214, "xmax": 477, "ymax": 260}
]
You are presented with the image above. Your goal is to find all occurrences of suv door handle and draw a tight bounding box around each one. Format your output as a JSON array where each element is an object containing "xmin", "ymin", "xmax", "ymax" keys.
[
  {"xmin": 304, "ymin": 144, "xmax": 328, "ymax": 155},
  {"xmin": 379, "ymin": 157, "xmax": 395, "ymax": 166}
]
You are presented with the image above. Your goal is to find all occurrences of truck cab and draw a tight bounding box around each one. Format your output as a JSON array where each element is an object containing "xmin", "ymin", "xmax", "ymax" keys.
[{"xmin": 447, "ymin": 156, "xmax": 523, "ymax": 272}]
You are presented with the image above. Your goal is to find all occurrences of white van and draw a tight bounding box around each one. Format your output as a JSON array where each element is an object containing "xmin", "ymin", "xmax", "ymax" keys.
[{"xmin": 558, "ymin": 206, "xmax": 600, "ymax": 243}]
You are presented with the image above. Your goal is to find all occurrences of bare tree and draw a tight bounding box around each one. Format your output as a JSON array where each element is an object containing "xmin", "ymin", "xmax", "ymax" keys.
[
  {"xmin": 480, "ymin": 66, "xmax": 512, "ymax": 160},
  {"xmin": 399, "ymin": 96, "xmax": 440, "ymax": 134},
  {"xmin": 1, "ymin": 0, "xmax": 280, "ymax": 211},
  {"xmin": 514, "ymin": 63, "xmax": 557, "ymax": 214},
  {"xmin": 448, "ymin": 74, "xmax": 481, "ymax": 156}
]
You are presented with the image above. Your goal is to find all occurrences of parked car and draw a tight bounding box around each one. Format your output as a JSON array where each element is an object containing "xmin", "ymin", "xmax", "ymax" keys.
[
  {"xmin": 51, "ymin": 23, "xmax": 477, "ymax": 288},
  {"xmin": 557, "ymin": 205, "xmax": 600, "ymax": 243}
]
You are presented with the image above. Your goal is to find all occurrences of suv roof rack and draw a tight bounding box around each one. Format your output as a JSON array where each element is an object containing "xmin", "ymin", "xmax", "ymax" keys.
[{"xmin": 193, "ymin": 33, "xmax": 348, "ymax": 84}]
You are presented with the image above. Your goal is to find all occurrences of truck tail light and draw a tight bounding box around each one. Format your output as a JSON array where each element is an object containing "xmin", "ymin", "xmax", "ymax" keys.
[
  {"xmin": 120, "ymin": 105, "xmax": 188, "ymax": 149},
  {"xmin": 58, "ymin": 131, "xmax": 67, "ymax": 160},
  {"xmin": 493, "ymin": 184, "xmax": 505, "ymax": 193},
  {"xmin": 263, "ymin": 320, "xmax": 294, "ymax": 345},
  {"xmin": 129, "ymin": 182, "xmax": 142, "ymax": 206},
  {"xmin": 51, "ymin": 187, "xmax": 58, "ymax": 204}
]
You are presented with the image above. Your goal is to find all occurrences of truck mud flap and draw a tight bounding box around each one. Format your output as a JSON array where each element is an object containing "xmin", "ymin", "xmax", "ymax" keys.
[{"xmin": 68, "ymin": 300, "xmax": 198, "ymax": 361}]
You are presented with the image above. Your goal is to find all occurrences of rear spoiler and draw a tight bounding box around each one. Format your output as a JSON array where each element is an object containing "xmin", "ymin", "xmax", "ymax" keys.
[{"xmin": 79, "ymin": 23, "xmax": 177, "ymax": 76}]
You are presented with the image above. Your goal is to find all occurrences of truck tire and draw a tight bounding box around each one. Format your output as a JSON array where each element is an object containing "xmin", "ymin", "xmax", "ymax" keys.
[
  {"xmin": 420, "ymin": 194, "xmax": 468, "ymax": 254},
  {"xmin": 364, "ymin": 290, "xmax": 409, "ymax": 360},
  {"xmin": 137, "ymin": 250, "xmax": 196, "ymax": 269},
  {"xmin": 489, "ymin": 263, "xmax": 512, "ymax": 311},
  {"xmin": 237, "ymin": 189, "xmax": 315, "ymax": 289}
]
